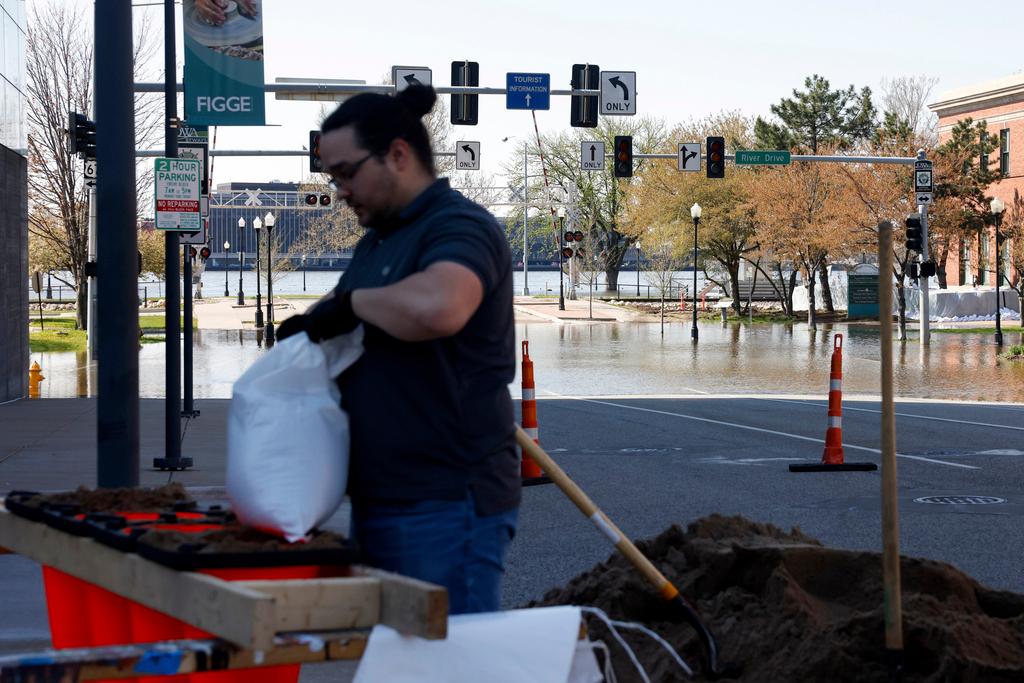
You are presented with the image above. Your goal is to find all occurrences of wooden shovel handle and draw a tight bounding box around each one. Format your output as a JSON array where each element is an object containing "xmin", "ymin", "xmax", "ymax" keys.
[{"xmin": 515, "ymin": 426, "xmax": 679, "ymax": 601}]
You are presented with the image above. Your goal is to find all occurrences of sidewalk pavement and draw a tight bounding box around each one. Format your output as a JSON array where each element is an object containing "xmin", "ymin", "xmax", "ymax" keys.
[
  {"xmin": 189, "ymin": 295, "xmax": 653, "ymax": 329},
  {"xmin": 512, "ymin": 296, "xmax": 652, "ymax": 323},
  {"xmin": 193, "ymin": 297, "xmax": 314, "ymax": 330}
]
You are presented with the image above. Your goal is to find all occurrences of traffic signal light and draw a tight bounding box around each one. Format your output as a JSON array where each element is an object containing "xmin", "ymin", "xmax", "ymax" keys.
[
  {"xmin": 905, "ymin": 214, "xmax": 923, "ymax": 252},
  {"xmin": 199, "ymin": 246, "xmax": 211, "ymax": 260},
  {"xmin": 706, "ymin": 136, "xmax": 725, "ymax": 179},
  {"xmin": 309, "ymin": 131, "xmax": 323, "ymax": 173},
  {"xmin": 919, "ymin": 261, "xmax": 936, "ymax": 278},
  {"xmin": 570, "ymin": 64, "xmax": 599, "ymax": 128},
  {"xmin": 561, "ymin": 229, "xmax": 586, "ymax": 258},
  {"xmin": 305, "ymin": 193, "xmax": 317, "ymax": 206},
  {"xmin": 613, "ymin": 135, "xmax": 633, "ymax": 178},
  {"xmin": 319, "ymin": 193, "xmax": 331, "ymax": 206},
  {"xmin": 69, "ymin": 111, "xmax": 96, "ymax": 159},
  {"xmin": 450, "ymin": 61, "xmax": 479, "ymax": 126}
]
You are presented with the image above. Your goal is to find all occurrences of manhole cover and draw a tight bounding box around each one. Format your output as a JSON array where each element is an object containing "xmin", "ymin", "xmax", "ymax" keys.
[{"xmin": 913, "ymin": 495, "xmax": 1006, "ymax": 505}]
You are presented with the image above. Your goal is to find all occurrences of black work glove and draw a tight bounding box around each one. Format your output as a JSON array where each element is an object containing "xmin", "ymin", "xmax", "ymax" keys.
[
  {"xmin": 305, "ymin": 290, "xmax": 360, "ymax": 342},
  {"xmin": 275, "ymin": 314, "xmax": 309, "ymax": 342}
]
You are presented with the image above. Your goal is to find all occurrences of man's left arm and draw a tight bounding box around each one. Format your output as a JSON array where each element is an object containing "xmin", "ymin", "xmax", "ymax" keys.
[{"xmin": 350, "ymin": 261, "xmax": 484, "ymax": 342}]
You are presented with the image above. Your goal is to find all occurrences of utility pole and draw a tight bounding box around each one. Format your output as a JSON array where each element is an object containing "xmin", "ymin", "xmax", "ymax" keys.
[
  {"xmin": 153, "ymin": 0, "xmax": 191, "ymax": 471},
  {"xmin": 94, "ymin": 0, "xmax": 139, "ymax": 487},
  {"xmin": 522, "ymin": 141, "xmax": 529, "ymax": 295},
  {"xmin": 919, "ymin": 204, "xmax": 930, "ymax": 346},
  {"xmin": 916, "ymin": 150, "xmax": 932, "ymax": 347}
]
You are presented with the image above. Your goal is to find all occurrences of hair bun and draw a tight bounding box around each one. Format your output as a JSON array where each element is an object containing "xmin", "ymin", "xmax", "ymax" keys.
[{"xmin": 396, "ymin": 84, "xmax": 437, "ymax": 119}]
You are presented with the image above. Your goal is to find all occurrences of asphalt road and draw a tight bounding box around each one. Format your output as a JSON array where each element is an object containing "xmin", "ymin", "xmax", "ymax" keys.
[
  {"xmin": 2, "ymin": 395, "xmax": 1022, "ymax": 679},
  {"xmin": 504, "ymin": 396, "xmax": 1024, "ymax": 609}
]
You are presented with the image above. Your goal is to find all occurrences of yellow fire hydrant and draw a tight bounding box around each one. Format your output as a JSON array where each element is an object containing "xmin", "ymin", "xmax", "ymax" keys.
[{"xmin": 29, "ymin": 361, "xmax": 44, "ymax": 399}]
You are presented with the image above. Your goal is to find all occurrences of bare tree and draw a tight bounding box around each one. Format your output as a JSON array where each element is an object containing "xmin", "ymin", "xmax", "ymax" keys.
[
  {"xmin": 26, "ymin": 1, "xmax": 160, "ymax": 328},
  {"xmin": 880, "ymin": 75, "xmax": 939, "ymax": 146},
  {"xmin": 640, "ymin": 225, "xmax": 683, "ymax": 336}
]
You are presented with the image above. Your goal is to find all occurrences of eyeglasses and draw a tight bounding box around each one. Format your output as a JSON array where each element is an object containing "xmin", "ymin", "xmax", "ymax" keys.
[{"xmin": 326, "ymin": 153, "xmax": 376, "ymax": 191}]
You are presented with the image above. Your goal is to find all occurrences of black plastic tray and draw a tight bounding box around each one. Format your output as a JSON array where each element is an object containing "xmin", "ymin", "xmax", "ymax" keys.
[
  {"xmin": 135, "ymin": 530, "xmax": 360, "ymax": 571},
  {"xmin": 2, "ymin": 491, "xmax": 46, "ymax": 522}
]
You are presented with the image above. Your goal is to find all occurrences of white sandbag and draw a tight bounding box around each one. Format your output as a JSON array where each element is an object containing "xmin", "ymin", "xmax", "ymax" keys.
[{"xmin": 226, "ymin": 327, "xmax": 363, "ymax": 542}]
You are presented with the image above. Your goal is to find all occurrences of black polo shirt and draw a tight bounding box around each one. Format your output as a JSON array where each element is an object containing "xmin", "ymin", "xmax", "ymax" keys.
[{"xmin": 336, "ymin": 178, "xmax": 519, "ymax": 515}]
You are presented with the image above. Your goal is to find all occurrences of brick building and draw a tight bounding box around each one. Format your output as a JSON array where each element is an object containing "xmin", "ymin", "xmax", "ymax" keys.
[{"xmin": 930, "ymin": 74, "xmax": 1024, "ymax": 287}]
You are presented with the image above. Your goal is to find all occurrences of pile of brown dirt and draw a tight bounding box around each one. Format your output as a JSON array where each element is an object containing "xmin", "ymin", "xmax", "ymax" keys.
[
  {"xmin": 137, "ymin": 524, "xmax": 350, "ymax": 553},
  {"xmin": 532, "ymin": 514, "xmax": 1024, "ymax": 682},
  {"xmin": 28, "ymin": 483, "xmax": 194, "ymax": 513}
]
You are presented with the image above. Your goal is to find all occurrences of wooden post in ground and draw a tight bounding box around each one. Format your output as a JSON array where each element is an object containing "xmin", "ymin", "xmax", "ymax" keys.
[{"xmin": 878, "ymin": 220, "xmax": 904, "ymax": 671}]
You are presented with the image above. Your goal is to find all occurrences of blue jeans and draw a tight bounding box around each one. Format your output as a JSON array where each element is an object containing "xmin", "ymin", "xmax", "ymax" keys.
[{"xmin": 351, "ymin": 495, "xmax": 518, "ymax": 614}]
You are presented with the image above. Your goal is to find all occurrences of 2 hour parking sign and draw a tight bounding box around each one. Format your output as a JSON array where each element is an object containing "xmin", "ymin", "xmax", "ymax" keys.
[{"xmin": 154, "ymin": 158, "xmax": 202, "ymax": 231}]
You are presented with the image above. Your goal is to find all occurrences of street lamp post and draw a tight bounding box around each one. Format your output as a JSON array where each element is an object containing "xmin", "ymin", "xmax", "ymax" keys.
[
  {"xmin": 236, "ymin": 217, "xmax": 245, "ymax": 305},
  {"xmin": 991, "ymin": 197, "xmax": 1005, "ymax": 346},
  {"xmin": 302, "ymin": 254, "xmax": 307, "ymax": 292},
  {"xmin": 264, "ymin": 212, "xmax": 276, "ymax": 341},
  {"xmin": 690, "ymin": 203, "xmax": 702, "ymax": 341},
  {"xmin": 557, "ymin": 208, "xmax": 566, "ymax": 311},
  {"xmin": 223, "ymin": 240, "xmax": 230, "ymax": 296},
  {"xmin": 636, "ymin": 241, "xmax": 641, "ymax": 297},
  {"xmin": 253, "ymin": 216, "xmax": 264, "ymax": 328}
]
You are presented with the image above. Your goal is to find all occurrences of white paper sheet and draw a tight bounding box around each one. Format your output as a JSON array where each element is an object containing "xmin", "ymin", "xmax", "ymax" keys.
[{"xmin": 353, "ymin": 606, "xmax": 586, "ymax": 683}]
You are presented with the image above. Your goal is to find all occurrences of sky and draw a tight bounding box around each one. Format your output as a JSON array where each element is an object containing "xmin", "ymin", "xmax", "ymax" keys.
[{"xmin": 117, "ymin": 0, "xmax": 1024, "ymax": 189}]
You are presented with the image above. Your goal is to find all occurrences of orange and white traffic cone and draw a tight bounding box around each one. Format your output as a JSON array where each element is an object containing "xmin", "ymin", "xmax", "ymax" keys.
[
  {"xmin": 520, "ymin": 341, "xmax": 552, "ymax": 486},
  {"xmin": 790, "ymin": 334, "xmax": 877, "ymax": 472},
  {"xmin": 821, "ymin": 334, "xmax": 846, "ymax": 465}
]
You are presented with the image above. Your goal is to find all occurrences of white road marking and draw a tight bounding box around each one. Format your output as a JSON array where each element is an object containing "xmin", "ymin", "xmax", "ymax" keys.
[
  {"xmin": 545, "ymin": 393, "xmax": 980, "ymax": 470},
  {"xmin": 762, "ymin": 397, "xmax": 1024, "ymax": 433}
]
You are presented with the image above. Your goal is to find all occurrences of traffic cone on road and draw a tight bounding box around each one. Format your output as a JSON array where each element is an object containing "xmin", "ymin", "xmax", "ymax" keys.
[
  {"xmin": 520, "ymin": 341, "xmax": 552, "ymax": 487},
  {"xmin": 790, "ymin": 334, "xmax": 878, "ymax": 473}
]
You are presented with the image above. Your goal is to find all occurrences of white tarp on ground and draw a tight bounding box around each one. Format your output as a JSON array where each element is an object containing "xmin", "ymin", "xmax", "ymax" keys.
[{"xmin": 354, "ymin": 606, "xmax": 600, "ymax": 683}]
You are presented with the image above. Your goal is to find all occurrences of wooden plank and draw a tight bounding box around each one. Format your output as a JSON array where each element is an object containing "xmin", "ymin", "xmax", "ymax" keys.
[
  {"xmin": 0, "ymin": 631, "xmax": 373, "ymax": 681},
  {"xmin": 236, "ymin": 578, "xmax": 381, "ymax": 631},
  {"xmin": 354, "ymin": 567, "xmax": 447, "ymax": 640},
  {"xmin": 0, "ymin": 508, "xmax": 276, "ymax": 650}
]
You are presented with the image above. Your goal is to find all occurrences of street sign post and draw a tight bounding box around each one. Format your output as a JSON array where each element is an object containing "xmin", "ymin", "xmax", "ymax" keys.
[
  {"xmin": 678, "ymin": 143, "xmax": 701, "ymax": 172},
  {"xmin": 600, "ymin": 71, "xmax": 636, "ymax": 115},
  {"xmin": 83, "ymin": 158, "xmax": 97, "ymax": 189},
  {"xmin": 581, "ymin": 141, "xmax": 605, "ymax": 171},
  {"xmin": 392, "ymin": 66, "xmax": 432, "ymax": 92},
  {"xmin": 456, "ymin": 141, "xmax": 480, "ymax": 170},
  {"xmin": 154, "ymin": 158, "xmax": 201, "ymax": 232},
  {"xmin": 505, "ymin": 72, "xmax": 550, "ymax": 110},
  {"xmin": 179, "ymin": 217, "xmax": 209, "ymax": 245},
  {"xmin": 914, "ymin": 159, "xmax": 934, "ymax": 204},
  {"xmin": 735, "ymin": 150, "xmax": 792, "ymax": 165}
]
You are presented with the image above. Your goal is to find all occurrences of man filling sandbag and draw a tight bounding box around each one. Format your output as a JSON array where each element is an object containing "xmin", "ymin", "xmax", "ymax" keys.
[{"xmin": 277, "ymin": 84, "xmax": 519, "ymax": 614}]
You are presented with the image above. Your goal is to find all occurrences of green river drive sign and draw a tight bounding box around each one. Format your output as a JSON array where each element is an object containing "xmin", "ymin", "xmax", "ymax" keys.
[{"xmin": 734, "ymin": 150, "xmax": 792, "ymax": 165}]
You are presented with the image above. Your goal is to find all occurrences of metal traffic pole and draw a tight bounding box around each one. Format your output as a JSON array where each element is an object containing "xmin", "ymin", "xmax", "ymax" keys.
[
  {"xmin": 153, "ymin": 0, "xmax": 191, "ymax": 471},
  {"xmin": 94, "ymin": 0, "xmax": 139, "ymax": 487},
  {"xmin": 523, "ymin": 141, "xmax": 529, "ymax": 295},
  {"xmin": 919, "ymin": 203, "xmax": 931, "ymax": 346}
]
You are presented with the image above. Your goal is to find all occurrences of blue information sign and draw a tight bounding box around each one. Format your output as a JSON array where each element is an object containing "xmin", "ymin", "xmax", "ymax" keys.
[{"xmin": 506, "ymin": 72, "xmax": 550, "ymax": 110}]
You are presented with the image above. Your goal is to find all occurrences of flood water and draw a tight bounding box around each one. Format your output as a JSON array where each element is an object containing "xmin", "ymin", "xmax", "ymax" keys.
[{"xmin": 30, "ymin": 320, "xmax": 1024, "ymax": 403}]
